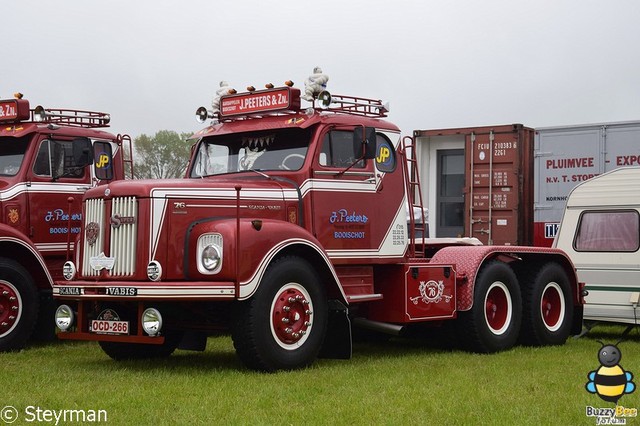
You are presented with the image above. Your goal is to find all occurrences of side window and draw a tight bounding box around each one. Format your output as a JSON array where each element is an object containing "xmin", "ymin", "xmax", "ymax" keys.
[
  {"xmin": 319, "ymin": 130, "xmax": 365, "ymax": 168},
  {"xmin": 574, "ymin": 210, "xmax": 640, "ymax": 252},
  {"xmin": 33, "ymin": 140, "xmax": 85, "ymax": 178},
  {"xmin": 93, "ymin": 141, "xmax": 113, "ymax": 181},
  {"xmin": 375, "ymin": 133, "xmax": 396, "ymax": 173}
]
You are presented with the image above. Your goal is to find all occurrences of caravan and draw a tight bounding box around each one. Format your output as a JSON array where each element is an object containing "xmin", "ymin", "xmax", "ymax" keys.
[{"xmin": 555, "ymin": 167, "xmax": 640, "ymax": 326}]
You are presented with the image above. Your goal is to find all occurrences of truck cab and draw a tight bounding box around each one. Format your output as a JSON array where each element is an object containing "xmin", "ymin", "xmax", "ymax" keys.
[
  {"xmin": 53, "ymin": 80, "xmax": 583, "ymax": 371},
  {"xmin": 0, "ymin": 96, "xmax": 130, "ymax": 351}
]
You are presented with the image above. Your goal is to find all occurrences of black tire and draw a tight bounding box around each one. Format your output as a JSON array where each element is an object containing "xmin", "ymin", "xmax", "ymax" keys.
[
  {"xmin": 456, "ymin": 261, "xmax": 522, "ymax": 353},
  {"xmin": 0, "ymin": 258, "xmax": 38, "ymax": 352},
  {"xmin": 99, "ymin": 332, "xmax": 183, "ymax": 360},
  {"xmin": 232, "ymin": 256, "xmax": 327, "ymax": 372},
  {"xmin": 520, "ymin": 262, "xmax": 573, "ymax": 346}
]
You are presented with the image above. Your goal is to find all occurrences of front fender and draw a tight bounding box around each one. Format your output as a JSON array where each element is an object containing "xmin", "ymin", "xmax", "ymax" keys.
[
  {"xmin": 186, "ymin": 218, "xmax": 346, "ymax": 303},
  {"xmin": 0, "ymin": 225, "xmax": 53, "ymax": 289}
]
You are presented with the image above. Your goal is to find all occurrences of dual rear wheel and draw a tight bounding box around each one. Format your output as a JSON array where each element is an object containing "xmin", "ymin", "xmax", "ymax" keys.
[{"xmin": 458, "ymin": 261, "xmax": 572, "ymax": 353}]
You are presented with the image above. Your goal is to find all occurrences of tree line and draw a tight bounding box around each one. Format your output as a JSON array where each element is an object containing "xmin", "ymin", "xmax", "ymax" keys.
[{"xmin": 131, "ymin": 130, "xmax": 193, "ymax": 179}]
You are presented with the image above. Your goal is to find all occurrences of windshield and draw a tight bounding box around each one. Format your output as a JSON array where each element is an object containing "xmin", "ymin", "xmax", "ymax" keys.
[
  {"xmin": 190, "ymin": 127, "xmax": 311, "ymax": 177},
  {"xmin": 0, "ymin": 136, "xmax": 30, "ymax": 176}
]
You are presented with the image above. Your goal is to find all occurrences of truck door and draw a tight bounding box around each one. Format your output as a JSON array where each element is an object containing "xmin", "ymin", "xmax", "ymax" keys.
[
  {"xmin": 26, "ymin": 137, "xmax": 92, "ymax": 269},
  {"xmin": 309, "ymin": 128, "xmax": 407, "ymax": 261}
]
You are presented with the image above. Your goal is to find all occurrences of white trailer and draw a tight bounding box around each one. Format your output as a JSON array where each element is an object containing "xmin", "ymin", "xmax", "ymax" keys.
[
  {"xmin": 554, "ymin": 167, "xmax": 640, "ymax": 326},
  {"xmin": 535, "ymin": 121, "xmax": 640, "ymax": 246}
]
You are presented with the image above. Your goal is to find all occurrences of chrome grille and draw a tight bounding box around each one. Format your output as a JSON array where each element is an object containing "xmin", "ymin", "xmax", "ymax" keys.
[
  {"xmin": 82, "ymin": 198, "xmax": 105, "ymax": 277},
  {"xmin": 109, "ymin": 196, "xmax": 138, "ymax": 276}
]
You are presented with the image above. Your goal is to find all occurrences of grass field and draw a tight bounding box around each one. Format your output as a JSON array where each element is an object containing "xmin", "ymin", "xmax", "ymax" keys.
[{"xmin": 2, "ymin": 325, "xmax": 639, "ymax": 425}]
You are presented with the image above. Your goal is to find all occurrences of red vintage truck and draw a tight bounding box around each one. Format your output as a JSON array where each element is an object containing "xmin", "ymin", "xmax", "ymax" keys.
[
  {"xmin": 52, "ymin": 81, "xmax": 584, "ymax": 371},
  {"xmin": 0, "ymin": 95, "xmax": 131, "ymax": 351}
]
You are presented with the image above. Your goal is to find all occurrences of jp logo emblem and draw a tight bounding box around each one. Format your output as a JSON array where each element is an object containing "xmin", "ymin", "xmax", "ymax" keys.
[{"xmin": 95, "ymin": 152, "xmax": 110, "ymax": 169}]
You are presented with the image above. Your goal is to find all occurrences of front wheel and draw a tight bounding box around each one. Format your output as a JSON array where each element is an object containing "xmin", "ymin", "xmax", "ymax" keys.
[
  {"xmin": 457, "ymin": 261, "xmax": 522, "ymax": 353},
  {"xmin": 0, "ymin": 258, "xmax": 38, "ymax": 352},
  {"xmin": 520, "ymin": 262, "xmax": 573, "ymax": 346},
  {"xmin": 232, "ymin": 256, "xmax": 327, "ymax": 372}
]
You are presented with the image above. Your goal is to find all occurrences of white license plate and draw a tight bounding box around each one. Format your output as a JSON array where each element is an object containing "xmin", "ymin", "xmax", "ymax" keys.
[{"xmin": 90, "ymin": 319, "xmax": 129, "ymax": 335}]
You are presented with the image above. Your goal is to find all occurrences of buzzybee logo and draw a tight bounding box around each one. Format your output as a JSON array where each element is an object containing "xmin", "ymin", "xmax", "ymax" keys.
[
  {"xmin": 586, "ymin": 341, "xmax": 636, "ymax": 403},
  {"xmin": 584, "ymin": 341, "xmax": 637, "ymax": 424}
]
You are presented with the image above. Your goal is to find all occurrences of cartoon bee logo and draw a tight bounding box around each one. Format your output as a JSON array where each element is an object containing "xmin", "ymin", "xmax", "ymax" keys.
[{"xmin": 586, "ymin": 341, "xmax": 636, "ymax": 403}]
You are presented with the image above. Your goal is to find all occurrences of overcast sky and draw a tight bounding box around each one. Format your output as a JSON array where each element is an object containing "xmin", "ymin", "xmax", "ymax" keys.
[{"xmin": 5, "ymin": 1, "xmax": 640, "ymax": 139}]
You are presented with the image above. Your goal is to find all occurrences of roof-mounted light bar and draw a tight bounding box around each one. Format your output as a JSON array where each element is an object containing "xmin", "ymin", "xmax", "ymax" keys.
[
  {"xmin": 317, "ymin": 90, "xmax": 389, "ymax": 117},
  {"xmin": 31, "ymin": 106, "xmax": 110, "ymax": 128}
]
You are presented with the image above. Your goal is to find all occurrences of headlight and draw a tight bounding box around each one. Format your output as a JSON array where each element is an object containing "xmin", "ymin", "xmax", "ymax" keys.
[
  {"xmin": 147, "ymin": 260, "xmax": 162, "ymax": 281},
  {"xmin": 141, "ymin": 308, "xmax": 163, "ymax": 336},
  {"xmin": 197, "ymin": 233, "xmax": 223, "ymax": 274},
  {"xmin": 202, "ymin": 245, "xmax": 221, "ymax": 270},
  {"xmin": 62, "ymin": 261, "xmax": 76, "ymax": 280},
  {"xmin": 55, "ymin": 305, "xmax": 75, "ymax": 331}
]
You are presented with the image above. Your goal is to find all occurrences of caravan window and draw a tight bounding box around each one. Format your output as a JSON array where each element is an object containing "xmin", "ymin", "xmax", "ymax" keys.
[{"xmin": 574, "ymin": 210, "xmax": 640, "ymax": 252}]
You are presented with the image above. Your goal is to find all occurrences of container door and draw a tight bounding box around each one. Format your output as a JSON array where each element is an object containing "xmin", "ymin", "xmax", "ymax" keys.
[
  {"xmin": 603, "ymin": 122, "xmax": 640, "ymax": 172},
  {"xmin": 533, "ymin": 127, "xmax": 602, "ymax": 246},
  {"xmin": 466, "ymin": 127, "xmax": 533, "ymax": 245}
]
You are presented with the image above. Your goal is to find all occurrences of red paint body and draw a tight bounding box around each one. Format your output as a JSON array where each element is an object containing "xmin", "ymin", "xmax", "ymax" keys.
[
  {"xmin": 0, "ymin": 98, "xmax": 129, "ymax": 349},
  {"xmin": 51, "ymin": 87, "xmax": 583, "ymax": 365}
]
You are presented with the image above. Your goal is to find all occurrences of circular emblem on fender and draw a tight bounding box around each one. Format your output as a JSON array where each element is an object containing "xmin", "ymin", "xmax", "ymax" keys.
[
  {"xmin": 419, "ymin": 280, "xmax": 444, "ymax": 304},
  {"xmin": 104, "ymin": 188, "xmax": 111, "ymax": 197},
  {"xmin": 85, "ymin": 222, "xmax": 100, "ymax": 246}
]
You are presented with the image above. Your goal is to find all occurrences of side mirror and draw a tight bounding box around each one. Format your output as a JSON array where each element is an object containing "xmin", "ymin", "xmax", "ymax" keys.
[
  {"xmin": 93, "ymin": 141, "xmax": 114, "ymax": 181},
  {"xmin": 353, "ymin": 126, "xmax": 377, "ymax": 160},
  {"xmin": 72, "ymin": 137, "xmax": 94, "ymax": 167}
]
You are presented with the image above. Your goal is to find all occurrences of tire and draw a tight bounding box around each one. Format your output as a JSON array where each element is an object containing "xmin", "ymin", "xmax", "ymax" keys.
[
  {"xmin": 99, "ymin": 332, "xmax": 183, "ymax": 360},
  {"xmin": 232, "ymin": 256, "xmax": 327, "ymax": 372},
  {"xmin": 0, "ymin": 258, "xmax": 38, "ymax": 352},
  {"xmin": 456, "ymin": 261, "xmax": 522, "ymax": 353},
  {"xmin": 520, "ymin": 262, "xmax": 573, "ymax": 346}
]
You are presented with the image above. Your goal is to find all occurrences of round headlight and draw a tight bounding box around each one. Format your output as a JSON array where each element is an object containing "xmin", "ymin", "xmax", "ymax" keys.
[
  {"xmin": 63, "ymin": 261, "xmax": 76, "ymax": 281},
  {"xmin": 55, "ymin": 305, "xmax": 75, "ymax": 331},
  {"xmin": 201, "ymin": 245, "xmax": 221, "ymax": 271},
  {"xmin": 147, "ymin": 260, "xmax": 162, "ymax": 281},
  {"xmin": 141, "ymin": 308, "xmax": 163, "ymax": 336}
]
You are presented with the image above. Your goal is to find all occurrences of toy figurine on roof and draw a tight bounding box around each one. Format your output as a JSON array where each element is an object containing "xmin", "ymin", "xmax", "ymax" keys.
[
  {"xmin": 302, "ymin": 66, "xmax": 329, "ymax": 101},
  {"xmin": 211, "ymin": 81, "xmax": 236, "ymax": 114}
]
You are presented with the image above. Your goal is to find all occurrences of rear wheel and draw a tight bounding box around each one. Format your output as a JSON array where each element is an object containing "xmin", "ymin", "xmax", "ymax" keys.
[
  {"xmin": 0, "ymin": 258, "xmax": 38, "ymax": 352},
  {"xmin": 520, "ymin": 262, "xmax": 573, "ymax": 346},
  {"xmin": 232, "ymin": 256, "xmax": 327, "ymax": 372},
  {"xmin": 457, "ymin": 261, "xmax": 522, "ymax": 353}
]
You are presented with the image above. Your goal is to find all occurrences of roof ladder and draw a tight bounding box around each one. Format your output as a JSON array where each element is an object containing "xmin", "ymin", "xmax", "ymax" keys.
[{"xmin": 401, "ymin": 136, "xmax": 426, "ymax": 258}]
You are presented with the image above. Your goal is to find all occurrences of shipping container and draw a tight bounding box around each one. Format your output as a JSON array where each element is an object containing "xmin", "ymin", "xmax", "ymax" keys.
[
  {"xmin": 413, "ymin": 124, "xmax": 535, "ymax": 245},
  {"xmin": 414, "ymin": 121, "xmax": 640, "ymax": 247}
]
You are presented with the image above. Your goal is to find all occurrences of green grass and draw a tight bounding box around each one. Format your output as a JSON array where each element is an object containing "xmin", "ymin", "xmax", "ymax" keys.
[{"xmin": 2, "ymin": 326, "xmax": 639, "ymax": 425}]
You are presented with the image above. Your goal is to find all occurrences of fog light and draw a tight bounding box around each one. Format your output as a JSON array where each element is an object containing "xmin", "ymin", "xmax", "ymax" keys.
[
  {"xmin": 55, "ymin": 305, "xmax": 75, "ymax": 331},
  {"xmin": 201, "ymin": 245, "xmax": 221, "ymax": 271},
  {"xmin": 147, "ymin": 260, "xmax": 162, "ymax": 281},
  {"xmin": 141, "ymin": 308, "xmax": 163, "ymax": 336},
  {"xmin": 63, "ymin": 261, "xmax": 76, "ymax": 280}
]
